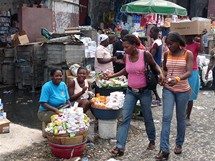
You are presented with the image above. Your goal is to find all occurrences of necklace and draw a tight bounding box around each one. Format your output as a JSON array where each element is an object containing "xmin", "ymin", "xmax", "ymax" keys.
[
  {"xmin": 170, "ymin": 56, "xmax": 179, "ymax": 76},
  {"xmin": 169, "ymin": 49, "xmax": 185, "ymax": 76}
]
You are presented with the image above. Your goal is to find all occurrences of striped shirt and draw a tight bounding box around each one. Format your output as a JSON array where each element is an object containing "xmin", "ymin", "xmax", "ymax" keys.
[{"xmin": 164, "ymin": 50, "xmax": 190, "ymax": 92}]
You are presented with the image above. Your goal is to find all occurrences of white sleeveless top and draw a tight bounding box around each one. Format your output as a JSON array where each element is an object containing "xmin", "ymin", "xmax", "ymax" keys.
[{"xmin": 74, "ymin": 78, "xmax": 89, "ymax": 99}]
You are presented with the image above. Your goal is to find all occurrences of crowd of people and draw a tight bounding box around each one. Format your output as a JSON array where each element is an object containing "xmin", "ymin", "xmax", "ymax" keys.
[{"xmin": 37, "ymin": 23, "xmax": 215, "ymax": 160}]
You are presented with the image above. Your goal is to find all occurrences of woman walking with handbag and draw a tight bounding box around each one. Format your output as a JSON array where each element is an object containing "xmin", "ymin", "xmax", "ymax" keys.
[
  {"xmin": 105, "ymin": 34, "xmax": 164, "ymax": 156},
  {"xmin": 155, "ymin": 32, "xmax": 193, "ymax": 160}
]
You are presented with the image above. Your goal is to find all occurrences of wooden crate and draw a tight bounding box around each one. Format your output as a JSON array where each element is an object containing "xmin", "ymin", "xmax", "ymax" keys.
[{"xmin": 14, "ymin": 44, "xmax": 46, "ymax": 90}]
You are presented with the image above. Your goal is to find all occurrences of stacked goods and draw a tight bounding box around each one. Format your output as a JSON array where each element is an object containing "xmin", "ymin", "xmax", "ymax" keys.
[
  {"xmin": 91, "ymin": 92, "xmax": 125, "ymax": 120},
  {"xmin": 80, "ymin": 37, "xmax": 97, "ymax": 58},
  {"xmin": 91, "ymin": 92, "xmax": 125, "ymax": 110},
  {"xmin": 45, "ymin": 107, "xmax": 90, "ymax": 145}
]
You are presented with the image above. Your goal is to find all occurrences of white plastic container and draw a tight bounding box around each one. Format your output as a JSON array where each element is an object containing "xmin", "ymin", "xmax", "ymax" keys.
[{"xmin": 98, "ymin": 119, "xmax": 117, "ymax": 139}]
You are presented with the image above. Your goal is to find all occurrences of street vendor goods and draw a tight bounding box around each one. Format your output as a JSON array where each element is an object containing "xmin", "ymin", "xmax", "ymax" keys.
[
  {"xmin": 91, "ymin": 92, "xmax": 125, "ymax": 120},
  {"xmin": 96, "ymin": 73, "xmax": 128, "ymax": 88},
  {"xmin": 45, "ymin": 107, "xmax": 90, "ymax": 145},
  {"xmin": 91, "ymin": 91, "xmax": 125, "ymax": 110}
]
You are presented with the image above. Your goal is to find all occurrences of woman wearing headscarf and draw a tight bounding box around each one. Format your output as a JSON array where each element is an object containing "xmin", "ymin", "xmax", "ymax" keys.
[{"xmin": 94, "ymin": 34, "xmax": 117, "ymax": 73}]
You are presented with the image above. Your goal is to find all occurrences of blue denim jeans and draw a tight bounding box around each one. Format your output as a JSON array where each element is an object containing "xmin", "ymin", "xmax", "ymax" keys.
[
  {"xmin": 160, "ymin": 88, "xmax": 190, "ymax": 152},
  {"xmin": 116, "ymin": 88, "xmax": 156, "ymax": 149}
]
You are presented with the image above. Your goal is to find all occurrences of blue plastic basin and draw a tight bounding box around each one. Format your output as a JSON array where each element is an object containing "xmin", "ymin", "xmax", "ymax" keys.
[{"xmin": 91, "ymin": 105, "xmax": 122, "ymax": 120}]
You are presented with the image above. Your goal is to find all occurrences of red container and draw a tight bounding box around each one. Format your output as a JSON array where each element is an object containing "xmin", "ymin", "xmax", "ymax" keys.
[{"xmin": 48, "ymin": 140, "xmax": 86, "ymax": 159}]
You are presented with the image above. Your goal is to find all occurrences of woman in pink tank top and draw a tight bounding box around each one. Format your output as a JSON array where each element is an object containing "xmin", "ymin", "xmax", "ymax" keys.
[{"xmin": 106, "ymin": 34, "xmax": 164, "ymax": 156}]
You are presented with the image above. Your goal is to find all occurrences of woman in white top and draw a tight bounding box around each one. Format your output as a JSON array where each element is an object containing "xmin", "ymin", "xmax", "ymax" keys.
[
  {"xmin": 95, "ymin": 34, "xmax": 117, "ymax": 73},
  {"xmin": 68, "ymin": 67, "xmax": 91, "ymax": 113}
]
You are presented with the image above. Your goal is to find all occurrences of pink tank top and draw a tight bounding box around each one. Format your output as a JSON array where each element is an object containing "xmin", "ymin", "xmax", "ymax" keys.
[{"xmin": 126, "ymin": 50, "xmax": 147, "ymax": 88}]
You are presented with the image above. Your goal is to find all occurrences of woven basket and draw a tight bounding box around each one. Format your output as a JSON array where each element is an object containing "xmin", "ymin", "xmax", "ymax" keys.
[{"xmin": 47, "ymin": 129, "xmax": 89, "ymax": 145}]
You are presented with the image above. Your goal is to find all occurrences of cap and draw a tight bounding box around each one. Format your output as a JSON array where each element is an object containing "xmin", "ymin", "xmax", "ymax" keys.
[{"xmin": 99, "ymin": 34, "xmax": 108, "ymax": 43}]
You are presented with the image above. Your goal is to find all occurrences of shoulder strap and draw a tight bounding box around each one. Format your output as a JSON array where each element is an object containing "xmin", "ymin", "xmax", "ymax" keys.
[
  {"xmin": 184, "ymin": 50, "xmax": 188, "ymax": 58},
  {"xmin": 144, "ymin": 51, "xmax": 149, "ymax": 63}
]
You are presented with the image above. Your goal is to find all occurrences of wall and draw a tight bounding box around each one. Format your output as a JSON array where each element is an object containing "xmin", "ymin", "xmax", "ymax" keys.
[
  {"xmin": 19, "ymin": 5, "xmax": 53, "ymax": 42},
  {"xmin": 88, "ymin": 0, "xmax": 110, "ymax": 29},
  {"xmin": 79, "ymin": 0, "xmax": 88, "ymax": 26},
  {"xmin": 208, "ymin": 0, "xmax": 215, "ymax": 18},
  {"xmin": 177, "ymin": 0, "xmax": 208, "ymax": 18},
  {"xmin": 51, "ymin": 0, "xmax": 79, "ymax": 33}
]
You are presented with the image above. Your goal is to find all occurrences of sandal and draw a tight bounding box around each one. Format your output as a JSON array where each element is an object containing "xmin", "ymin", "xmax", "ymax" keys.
[
  {"xmin": 111, "ymin": 147, "xmax": 125, "ymax": 156},
  {"xmin": 174, "ymin": 145, "xmax": 182, "ymax": 154}
]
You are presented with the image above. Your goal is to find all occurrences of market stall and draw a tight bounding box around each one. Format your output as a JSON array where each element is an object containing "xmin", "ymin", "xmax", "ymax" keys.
[{"xmin": 119, "ymin": 0, "xmax": 188, "ymax": 38}]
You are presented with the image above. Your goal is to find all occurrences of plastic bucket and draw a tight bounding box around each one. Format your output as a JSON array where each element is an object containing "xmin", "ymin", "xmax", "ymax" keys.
[
  {"xmin": 98, "ymin": 119, "xmax": 117, "ymax": 139},
  {"xmin": 48, "ymin": 140, "xmax": 86, "ymax": 159}
]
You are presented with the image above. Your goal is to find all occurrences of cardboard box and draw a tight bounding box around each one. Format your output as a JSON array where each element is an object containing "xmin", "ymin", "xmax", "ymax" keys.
[
  {"xmin": 170, "ymin": 20, "xmax": 211, "ymax": 35},
  {"xmin": 0, "ymin": 118, "xmax": 10, "ymax": 133},
  {"xmin": 11, "ymin": 30, "xmax": 29, "ymax": 46}
]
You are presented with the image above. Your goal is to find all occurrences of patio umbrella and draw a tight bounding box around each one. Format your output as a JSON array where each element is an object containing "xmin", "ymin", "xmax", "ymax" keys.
[{"xmin": 120, "ymin": 0, "xmax": 187, "ymax": 16}]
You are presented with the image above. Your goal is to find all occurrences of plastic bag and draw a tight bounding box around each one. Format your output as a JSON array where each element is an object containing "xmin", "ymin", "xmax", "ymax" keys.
[{"xmin": 69, "ymin": 64, "xmax": 80, "ymax": 76}]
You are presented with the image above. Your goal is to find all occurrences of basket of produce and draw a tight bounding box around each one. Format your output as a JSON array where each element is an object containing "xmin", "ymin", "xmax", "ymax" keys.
[
  {"xmin": 91, "ymin": 92, "xmax": 125, "ymax": 120},
  {"xmin": 45, "ymin": 107, "xmax": 90, "ymax": 145}
]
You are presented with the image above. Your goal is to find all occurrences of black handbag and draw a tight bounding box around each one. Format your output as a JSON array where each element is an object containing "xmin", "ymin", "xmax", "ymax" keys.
[{"xmin": 144, "ymin": 51, "xmax": 158, "ymax": 90}]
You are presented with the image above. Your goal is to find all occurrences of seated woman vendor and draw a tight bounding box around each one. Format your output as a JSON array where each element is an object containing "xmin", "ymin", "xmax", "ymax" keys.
[
  {"xmin": 37, "ymin": 68, "xmax": 71, "ymax": 137},
  {"xmin": 68, "ymin": 67, "xmax": 91, "ymax": 113}
]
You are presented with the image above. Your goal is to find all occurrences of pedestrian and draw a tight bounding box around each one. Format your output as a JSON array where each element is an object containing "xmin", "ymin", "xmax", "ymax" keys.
[
  {"xmin": 155, "ymin": 32, "xmax": 193, "ymax": 160},
  {"xmin": 67, "ymin": 67, "xmax": 92, "ymax": 113},
  {"xmin": 112, "ymin": 29, "xmax": 129, "ymax": 73},
  {"xmin": 205, "ymin": 47, "xmax": 215, "ymax": 90},
  {"xmin": 37, "ymin": 68, "xmax": 71, "ymax": 137},
  {"xmin": 107, "ymin": 33, "xmax": 117, "ymax": 55},
  {"xmin": 149, "ymin": 26, "xmax": 163, "ymax": 105},
  {"xmin": 106, "ymin": 34, "xmax": 164, "ymax": 156},
  {"xmin": 132, "ymin": 31, "xmax": 146, "ymax": 50},
  {"xmin": 94, "ymin": 34, "xmax": 117, "ymax": 73},
  {"xmin": 184, "ymin": 31, "xmax": 205, "ymax": 126}
]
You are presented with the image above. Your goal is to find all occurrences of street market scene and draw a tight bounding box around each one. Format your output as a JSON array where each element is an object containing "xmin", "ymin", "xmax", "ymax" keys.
[{"xmin": 0, "ymin": 0, "xmax": 215, "ymax": 161}]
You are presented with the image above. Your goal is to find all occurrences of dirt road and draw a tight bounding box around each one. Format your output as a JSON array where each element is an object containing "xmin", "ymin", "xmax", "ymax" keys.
[{"xmin": 1, "ymin": 90, "xmax": 215, "ymax": 161}]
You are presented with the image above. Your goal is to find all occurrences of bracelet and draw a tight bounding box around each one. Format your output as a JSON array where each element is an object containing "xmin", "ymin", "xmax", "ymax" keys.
[{"xmin": 175, "ymin": 76, "xmax": 181, "ymax": 83}]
